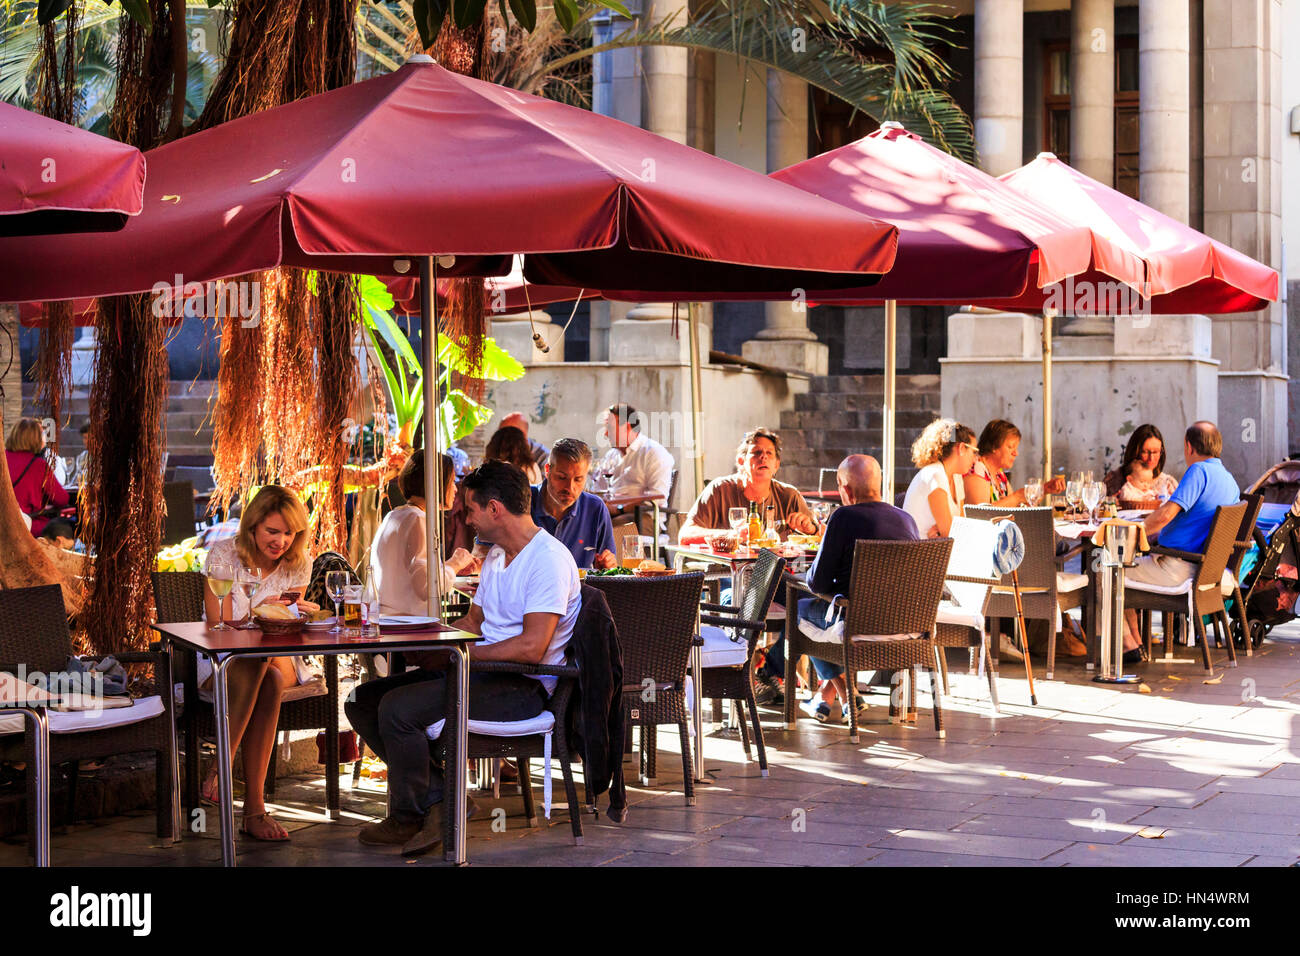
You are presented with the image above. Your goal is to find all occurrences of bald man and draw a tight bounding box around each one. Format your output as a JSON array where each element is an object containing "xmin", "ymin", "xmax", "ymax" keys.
[
  {"xmin": 756, "ymin": 455, "xmax": 919, "ymax": 719},
  {"xmin": 501, "ymin": 411, "xmax": 550, "ymax": 470}
]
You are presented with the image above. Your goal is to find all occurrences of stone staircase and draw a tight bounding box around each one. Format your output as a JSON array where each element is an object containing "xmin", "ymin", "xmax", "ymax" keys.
[
  {"xmin": 23, "ymin": 379, "xmax": 217, "ymax": 463},
  {"xmin": 778, "ymin": 374, "xmax": 941, "ymax": 500}
]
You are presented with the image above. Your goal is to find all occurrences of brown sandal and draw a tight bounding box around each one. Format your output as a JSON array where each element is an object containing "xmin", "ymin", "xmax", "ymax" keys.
[{"xmin": 240, "ymin": 812, "xmax": 290, "ymax": 842}]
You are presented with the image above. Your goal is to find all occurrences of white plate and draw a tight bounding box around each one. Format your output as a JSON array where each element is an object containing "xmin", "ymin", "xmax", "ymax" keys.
[
  {"xmin": 378, "ymin": 615, "xmax": 439, "ymax": 627},
  {"xmin": 303, "ymin": 617, "xmax": 336, "ymax": 629}
]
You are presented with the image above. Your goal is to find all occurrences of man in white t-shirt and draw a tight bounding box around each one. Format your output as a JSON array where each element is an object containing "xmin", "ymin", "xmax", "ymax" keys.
[{"xmin": 348, "ymin": 460, "xmax": 581, "ymax": 855}]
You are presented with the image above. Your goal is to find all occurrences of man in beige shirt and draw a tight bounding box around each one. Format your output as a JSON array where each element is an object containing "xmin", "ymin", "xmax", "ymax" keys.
[{"xmin": 679, "ymin": 427, "xmax": 818, "ymax": 542}]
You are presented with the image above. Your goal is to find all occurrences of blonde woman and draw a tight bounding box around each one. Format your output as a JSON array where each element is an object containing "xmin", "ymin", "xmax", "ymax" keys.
[
  {"xmin": 902, "ymin": 418, "xmax": 977, "ymax": 538},
  {"xmin": 5, "ymin": 417, "xmax": 68, "ymax": 537},
  {"xmin": 201, "ymin": 485, "xmax": 320, "ymax": 842}
]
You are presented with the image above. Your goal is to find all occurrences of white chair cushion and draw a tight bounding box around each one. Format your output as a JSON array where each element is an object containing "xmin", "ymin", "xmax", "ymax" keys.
[
  {"xmin": 699, "ymin": 625, "xmax": 748, "ymax": 668},
  {"xmin": 0, "ymin": 695, "xmax": 164, "ymax": 736},
  {"xmin": 426, "ymin": 710, "xmax": 554, "ymax": 740},
  {"xmin": 1056, "ymin": 572, "xmax": 1088, "ymax": 593},
  {"xmin": 937, "ymin": 602, "xmax": 984, "ymax": 632},
  {"xmin": 850, "ymin": 632, "xmax": 922, "ymax": 643},
  {"xmin": 1125, "ymin": 578, "xmax": 1193, "ymax": 596}
]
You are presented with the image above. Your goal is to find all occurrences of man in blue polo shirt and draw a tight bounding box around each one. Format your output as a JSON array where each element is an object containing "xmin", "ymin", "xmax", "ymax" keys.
[
  {"xmin": 530, "ymin": 438, "xmax": 617, "ymax": 570},
  {"xmin": 1122, "ymin": 421, "xmax": 1240, "ymax": 657}
]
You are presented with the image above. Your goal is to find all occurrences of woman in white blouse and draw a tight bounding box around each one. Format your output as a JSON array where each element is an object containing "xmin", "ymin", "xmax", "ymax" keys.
[
  {"xmin": 201, "ymin": 484, "xmax": 320, "ymax": 842},
  {"xmin": 902, "ymin": 418, "xmax": 978, "ymax": 538},
  {"xmin": 370, "ymin": 451, "xmax": 476, "ymax": 616}
]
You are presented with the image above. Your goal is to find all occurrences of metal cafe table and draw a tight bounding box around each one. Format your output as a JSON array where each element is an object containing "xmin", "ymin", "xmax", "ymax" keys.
[
  {"xmin": 150, "ymin": 620, "xmax": 480, "ymax": 867},
  {"xmin": 0, "ymin": 674, "xmax": 55, "ymax": 867}
]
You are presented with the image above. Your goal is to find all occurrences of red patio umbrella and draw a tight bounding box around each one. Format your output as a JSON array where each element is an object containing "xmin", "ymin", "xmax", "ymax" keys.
[
  {"xmin": 993, "ymin": 152, "xmax": 1278, "ymax": 314},
  {"xmin": 0, "ymin": 102, "xmax": 145, "ymax": 236},
  {"xmin": 0, "ymin": 57, "xmax": 896, "ymax": 305}
]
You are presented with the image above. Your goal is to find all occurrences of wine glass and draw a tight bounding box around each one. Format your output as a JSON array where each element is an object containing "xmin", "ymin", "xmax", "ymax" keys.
[
  {"xmin": 1081, "ymin": 480, "xmax": 1102, "ymax": 523},
  {"xmin": 236, "ymin": 565, "xmax": 263, "ymax": 629},
  {"xmin": 813, "ymin": 500, "xmax": 833, "ymax": 525},
  {"xmin": 728, "ymin": 507, "xmax": 747, "ymax": 533},
  {"xmin": 326, "ymin": 570, "xmax": 350, "ymax": 633},
  {"xmin": 206, "ymin": 563, "xmax": 236, "ymax": 630},
  {"xmin": 1024, "ymin": 478, "xmax": 1043, "ymax": 507},
  {"xmin": 1065, "ymin": 480, "xmax": 1083, "ymax": 519}
]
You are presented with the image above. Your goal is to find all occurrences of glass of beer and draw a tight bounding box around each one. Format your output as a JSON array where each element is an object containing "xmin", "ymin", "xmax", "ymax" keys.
[
  {"xmin": 341, "ymin": 584, "xmax": 363, "ymax": 636},
  {"xmin": 622, "ymin": 536, "xmax": 652, "ymax": 570}
]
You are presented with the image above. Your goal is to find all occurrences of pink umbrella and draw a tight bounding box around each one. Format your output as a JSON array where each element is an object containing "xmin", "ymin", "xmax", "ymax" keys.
[
  {"xmin": 0, "ymin": 102, "xmax": 145, "ymax": 236},
  {"xmin": 994, "ymin": 152, "xmax": 1278, "ymax": 314}
]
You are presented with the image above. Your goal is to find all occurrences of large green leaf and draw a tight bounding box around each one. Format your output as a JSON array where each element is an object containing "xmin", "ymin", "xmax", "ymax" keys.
[
  {"xmin": 437, "ymin": 388, "xmax": 496, "ymax": 445},
  {"xmin": 437, "ymin": 333, "xmax": 525, "ymax": 381},
  {"xmin": 36, "ymin": 0, "xmax": 72, "ymax": 25},
  {"xmin": 357, "ymin": 274, "xmax": 395, "ymax": 312},
  {"xmin": 411, "ymin": 0, "xmax": 449, "ymax": 48},
  {"xmin": 118, "ymin": 0, "xmax": 153, "ymax": 30},
  {"xmin": 552, "ymin": 0, "xmax": 578, "ymax": 33},
  {"xmin": 506, "ymin": 0, "xmax": 536, "ymax": 32},
  {"xmin": 452, "ymin": 0, "xmax": 488, "ymax": 31}
]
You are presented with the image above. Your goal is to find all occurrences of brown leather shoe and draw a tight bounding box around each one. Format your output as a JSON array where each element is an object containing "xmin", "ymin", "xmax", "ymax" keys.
[
  {"xmin": 1059, "ymin": 631, "xmax": 1088, "ymax": 657},
  {"xmin": 401, "ymin": 804, "xmax": 444, "ymax": 856},
  {"xmin": 358, "ymin": 816, "xmax": 421, "ymax": 846}
]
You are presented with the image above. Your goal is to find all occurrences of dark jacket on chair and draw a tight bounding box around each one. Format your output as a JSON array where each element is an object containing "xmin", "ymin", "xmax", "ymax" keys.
[{"xmin": 567, "ymin": 585, "xmax": 627, "ymax": 816}]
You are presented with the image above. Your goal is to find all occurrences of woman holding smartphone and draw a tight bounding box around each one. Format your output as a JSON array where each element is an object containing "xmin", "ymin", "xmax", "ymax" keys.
[{"xmin": 201, "ymin": 484, "xmax": 320, "ymax": 842}]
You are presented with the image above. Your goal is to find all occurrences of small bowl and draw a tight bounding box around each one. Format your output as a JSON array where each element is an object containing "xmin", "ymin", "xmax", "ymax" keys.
[{"xmin": 705, "ymin": 533, "xmax": 738, "ymax": 553}]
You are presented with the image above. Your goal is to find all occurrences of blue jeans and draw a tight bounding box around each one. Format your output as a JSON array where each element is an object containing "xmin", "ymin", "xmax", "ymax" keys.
[{"xmin": 761, "ymin": 597, "xmax": 843, "ymax": 683}]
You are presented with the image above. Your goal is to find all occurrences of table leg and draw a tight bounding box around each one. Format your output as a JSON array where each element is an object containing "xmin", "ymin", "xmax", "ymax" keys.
[
  {"xmin": 691, "ymin": 632, "xmax": 705, "ymax": 783},
  {"xmin": 443, "ymin": 645, "xmax": 470, "ymax": 865},
  {"xmin": 1081, "ymin": 540, "xmax": 1098, "ymax": 670},
  {"xmin": 24, "ymin": 708, "xmax": 50, "ymax": 867},
  {"xmin": 212, "ymin": 655, "xmax": 237, "ymax": 868},
  {"xmin": 164, "ymin": 642, "xmax": 182, "ymax": 843}
]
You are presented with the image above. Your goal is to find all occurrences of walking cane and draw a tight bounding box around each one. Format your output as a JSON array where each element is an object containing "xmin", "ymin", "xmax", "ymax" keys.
[{"xmin": 1008, "ymin": 567, "xmax": 1038, "ymax": 706}]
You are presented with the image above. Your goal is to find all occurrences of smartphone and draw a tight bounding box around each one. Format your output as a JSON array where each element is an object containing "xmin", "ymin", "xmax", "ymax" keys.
[{"xmin": 279, "ymin": 590, "xmax": 301, "ymax": 603}]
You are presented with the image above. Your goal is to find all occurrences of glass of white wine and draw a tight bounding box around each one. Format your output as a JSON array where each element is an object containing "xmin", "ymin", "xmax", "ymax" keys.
[
  {"xmin": 1081, "ymin": 480, "xmax": 1102, "ymax": 523},
  {"xmin": 236, "ymin": 566, "xmax": 263, "ymax": 629},
  {"xmin": 1065, "ymin": 480, "xmax": 1083, "ymax": 519},
  {"xmin": 206, "ymin": 563, "xmax": 236, "ymax": 630}
]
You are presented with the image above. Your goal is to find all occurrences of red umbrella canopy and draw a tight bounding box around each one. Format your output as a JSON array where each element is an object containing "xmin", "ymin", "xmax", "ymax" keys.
[
  {"xmin": 0, "ymin": 57, "xmax": 897, "ymax": 305},
  {"xmin": 769, "ymin": 123, "xmax": 1147, "ymax": 306},
  {"xmin": 0, "ymin": 102, "xmax": 145, "ymax": 236},
  {"xmin": 994, "ymin": 153, "xmax": 1278, "ymax": 314}
]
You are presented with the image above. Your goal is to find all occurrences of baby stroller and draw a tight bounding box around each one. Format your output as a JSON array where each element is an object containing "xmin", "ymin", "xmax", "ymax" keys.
[{"xmin": 1234, "ymin": 461, "xmax": 1300, "ymax": 648}]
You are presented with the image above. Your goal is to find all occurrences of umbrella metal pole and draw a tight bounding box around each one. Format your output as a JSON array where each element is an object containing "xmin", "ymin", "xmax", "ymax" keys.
[
  {"xmin": 883, "ymin": 300, "xmax": 897, "ymax": 504},
  {"xmin": 1042, "ymin": 312, "xmax": 1053, "ymax": 483},
  {"xmin": 419, "ymin": 255, "xmax": 444, "ymax": 618}
]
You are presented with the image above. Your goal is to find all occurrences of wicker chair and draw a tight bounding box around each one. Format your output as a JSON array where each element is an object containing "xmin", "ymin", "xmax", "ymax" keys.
[
  {"xmin": 698, "ymin": 549, "xmax": 786, "ymax": 775},
  {"xmin": 965, "ymin": 505, "xmax": 1085, "ymax": 681},
  {"xmin": 585, "ymin": 571, "xmax": 704, "ymax": 803},
  {"xmin": 1225, "ymin": 493, "xmax": 1264, "ymax": 656},
  {"xmin": 0, "ymin": 585, "xmax": 177, "ymax": 860},
  {"xmin": 1125, "ymin": 502, "xmax": 1246, "ymax": 674},
  {"xmin": 150, "ymin": 571, "xmax": 340, "ymax": 816},
  {"xmin": 782, "ymin": 538, "xmax": 952, "ymax": 743}
]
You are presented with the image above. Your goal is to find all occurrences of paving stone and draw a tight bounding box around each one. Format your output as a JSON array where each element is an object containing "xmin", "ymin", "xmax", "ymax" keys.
[
  {"xmin": 670, "ymin": 835, "xmax": 880, "ymax": 866},
  {"xmin": 710, "ymin": 815, "xmax": 892, "ymax": 847},
  {"xmin": 953, "ymin": 813, "xmax": 1140, "ymax": 845},
  {"xmin": 1119, "ymin": 825, "xmax": 1300, "ymax": 857},
  {"xmin": 1050, "ymin": 842, "xmax": 1253, "ymax": 867},
  {"xmin": 973, "ymin": 795, "xmax": 1155, "ymax": 822},
  {"xmin": 856, "ymin": 849, "xmax": 1056, "ymax": 867},
  {"xmin": 870, "ymin": 828, "xmax": 1073, "ymax": 860},
  {"xmin": 1128, "ymin": 806, "xmax": 1300, "ymax": 836}
]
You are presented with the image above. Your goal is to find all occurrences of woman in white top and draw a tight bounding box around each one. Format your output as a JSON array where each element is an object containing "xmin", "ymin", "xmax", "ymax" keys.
[
  {"xmin": 902, "ymin": 418, "xmax": 978, "ymax": 538},
  {"xmin": 201, "ymin": 484, "xmax": 320, "ymax": 842},
  {"xmin": 370, "ymin": 451, "xmax": 476, "ymax": 616}
]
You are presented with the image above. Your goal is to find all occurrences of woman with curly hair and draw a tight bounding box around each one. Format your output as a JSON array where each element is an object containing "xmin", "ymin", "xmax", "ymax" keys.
[
  {"xmin": 484, "ymin": 425, "xmax": 542, "ymax": 485},
  {"xmin": 902, "ymin": 418, "xmax": 977, "ymax": 538}
]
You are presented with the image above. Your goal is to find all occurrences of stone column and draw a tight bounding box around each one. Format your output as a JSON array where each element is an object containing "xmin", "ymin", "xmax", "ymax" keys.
[
  {"xmin": 973, "ymin": 0, "xmax": 1024, "ymax": 176},
  {"xmin": 1202, "ymin": 0, "xmax": 1286, "ymax": 482},
  {"xmin": 740, "ymin": 70, "xmax": 827, "ymax": 375},
  {"xmin": 0, "ymin": 305, "xmax": 20, "ymax": 430},
  {"xmin": 1070, "ymin": 0, "xmax": 1115, "ymax": 186},
  {"xmin": 1138, "ymin": 0, "xmax": 1190, "ymax": 223}
]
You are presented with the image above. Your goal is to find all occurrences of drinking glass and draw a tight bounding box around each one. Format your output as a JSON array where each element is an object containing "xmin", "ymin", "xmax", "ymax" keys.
[
  {"xmin": 1081, "ymin": 480, "xmax": 1102, "ymax": 522},
  {"xmin": 341, "ymin": 585, "xmax": 363, "ymax": 636},
  {"xmin": 622, "ymin": 536, "xmax": 652, "ymax": 570},
  {"xmin": 1024, "ymin": 478, "xmax": 1043, "ymax": 507},
  {"xmin": 1065, "ymin": 480, "xmax": 1083, "ymax": 518},
  {"xmin": 206, "ymin": 563, "xmax": 236, "ymax": 630},
  {"xmin": 236, "ymin": 566, "xmax": 263, "ymax": 630},
  {"xmin": 728, "ymin": 507, "xmax": 747, "ymax": 532},
  {"xmin": 326, "ymin": 570, "xmax": 350, "ymax": 633},
  {"xmin": 813, "ymin": 501, "xmax": 833, "ymax": 525}
]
